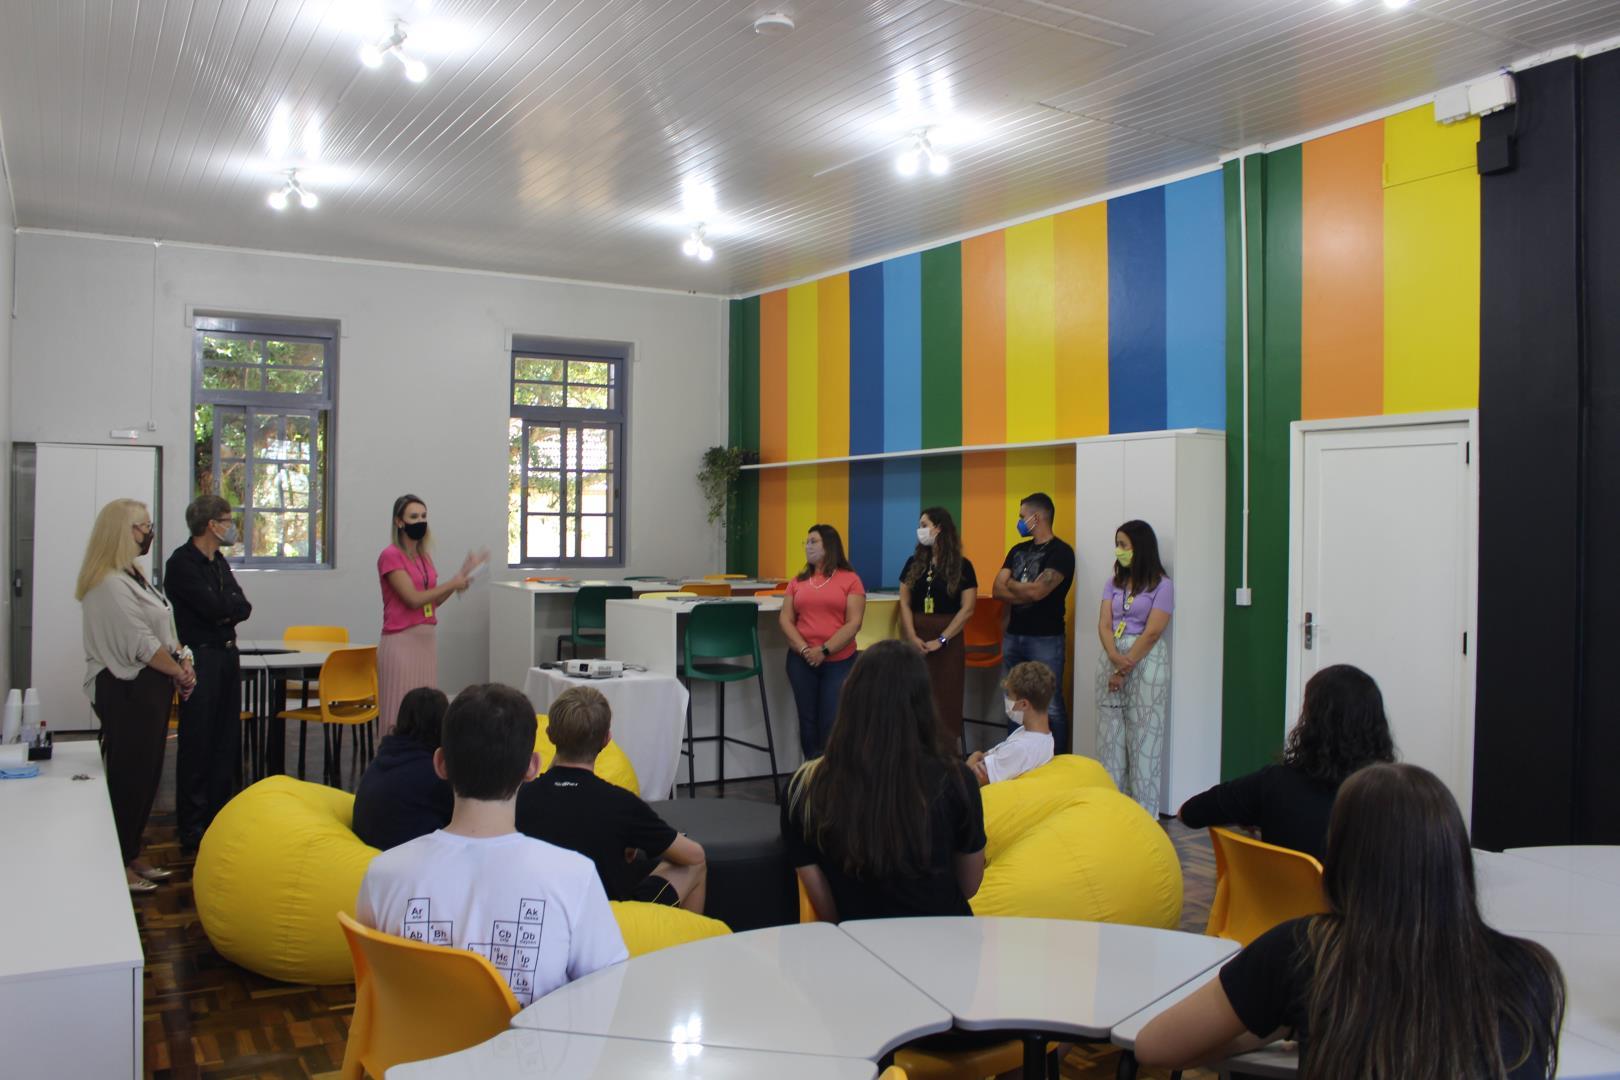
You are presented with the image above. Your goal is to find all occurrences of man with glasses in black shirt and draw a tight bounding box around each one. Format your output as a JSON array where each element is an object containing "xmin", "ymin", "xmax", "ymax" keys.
[{"xmin": 165, "ymin": 495, "xmax": 253, "ymax": 852}]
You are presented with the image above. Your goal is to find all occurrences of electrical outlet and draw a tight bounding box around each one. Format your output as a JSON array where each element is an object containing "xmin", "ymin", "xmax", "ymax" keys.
[{"xmin": 1235, "ymin": 588, "xmax": 1253, "ymax": 607}]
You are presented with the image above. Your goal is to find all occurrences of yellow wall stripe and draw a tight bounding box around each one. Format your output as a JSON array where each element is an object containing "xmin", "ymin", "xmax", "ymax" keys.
[
  {"xmin": 1054, "ymin": 203, "xmax": 1110, "ymax": 437},
  {"xmin": 1004, "ymin": 218, "xmax": 1058, "ymax": 442},
  {"xmin": 785, "ymin": 283, "xmax": 820, "ymax": 461}
]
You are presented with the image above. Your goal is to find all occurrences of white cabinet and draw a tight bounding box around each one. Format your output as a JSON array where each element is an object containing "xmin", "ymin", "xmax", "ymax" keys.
[{"xmin": 1072, "ymin": 430, "xmax": 1225, "ymax": 815}]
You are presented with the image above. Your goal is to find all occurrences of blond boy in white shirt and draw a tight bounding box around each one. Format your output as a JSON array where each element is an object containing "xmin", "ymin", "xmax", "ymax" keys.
[{"xmin": 967, "ymin": 661, "xmax": 1056, "ymax": 786}]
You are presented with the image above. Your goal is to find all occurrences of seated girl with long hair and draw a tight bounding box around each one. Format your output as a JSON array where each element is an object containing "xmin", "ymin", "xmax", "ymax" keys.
[
  {"xmin": 1139, "ymin": 762, "xmax": 1565, "ymax": 1079},
  {"xmin": 781, "ymin": 639, "xmax": 986, "ymax": 922}
]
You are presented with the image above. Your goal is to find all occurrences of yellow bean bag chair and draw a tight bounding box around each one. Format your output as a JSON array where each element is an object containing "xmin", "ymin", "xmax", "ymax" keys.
[
  {"xmin": 534, "ymin": 714, "xmax": 639, "ymax": 795},
  {"xmin": 971, "ymin": 755, "xmax": 1183, "ymax": 929},
  {"xmin": 195, "ymin": 733, "xmax": 711, "ymax": 985}
]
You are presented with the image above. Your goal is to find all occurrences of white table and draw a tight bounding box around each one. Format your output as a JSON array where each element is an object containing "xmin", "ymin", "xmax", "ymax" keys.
[
  {"xmin": 488, "ymin": 580, "xmax": 676, "ymax": 689},
  {"xmin": 511, "ymin": 923, "xmax": 952, "ymax": 1060},
  {"xmin": 0, "ymin": 740, "xmax": 143, "ymax": 1079},
  {"xmin": 386, "ymin": 1028, "xmax": 878, "ymax": 1079},
  {"xmin": 239, "ymin": 639, "xmax": 372, "ymax": 779},
  {"xmin": 523, "ymin": 666, "xmax": 688, "ymax": 798},
  {"xmin": 842, "ymin": 916, "xmax": 1236, "ymax": 1077},
  {"xmin": 1475, "ymin": 848, "xmax": 1620, "ymax": 936},
  {"xmin": 1507, "ymin": 846, "xmax": 1620, "ymax": 888}
]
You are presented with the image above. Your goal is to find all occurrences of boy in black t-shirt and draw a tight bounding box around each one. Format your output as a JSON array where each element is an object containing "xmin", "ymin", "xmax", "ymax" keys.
[
  {"xmin": 991, "ymin": 491, "xmax": 1075, "ymax": 753},
  {"xmin": 515, "ymin": 687, "xmax": 708, "ymax": 912}
]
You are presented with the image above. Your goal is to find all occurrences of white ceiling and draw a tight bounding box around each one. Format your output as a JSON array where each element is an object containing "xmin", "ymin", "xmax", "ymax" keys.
[{"xmin": 0, "ymin": 0, "xmax": 1615, "ymax": 296}]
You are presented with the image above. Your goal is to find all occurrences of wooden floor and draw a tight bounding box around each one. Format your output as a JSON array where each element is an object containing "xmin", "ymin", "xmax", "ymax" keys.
[{"xmin": 133, "ymin": 732, "xmax": 1217, "ymax": 1079}]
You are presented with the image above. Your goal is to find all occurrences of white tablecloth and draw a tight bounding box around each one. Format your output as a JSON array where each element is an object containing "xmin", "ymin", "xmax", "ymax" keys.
[{"xmin": 523, "ymin": 667, "xmax": 687, "ymax": 799}]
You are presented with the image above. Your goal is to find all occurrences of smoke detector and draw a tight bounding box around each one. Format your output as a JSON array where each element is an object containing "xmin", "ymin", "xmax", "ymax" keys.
[{"xmin": 753, "ymin": 12, "xmax": 796, "ymax": 35}]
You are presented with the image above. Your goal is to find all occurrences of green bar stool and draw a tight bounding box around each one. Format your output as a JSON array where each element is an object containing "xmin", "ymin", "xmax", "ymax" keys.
[
  {"xmin": 556, "ymin": 585, "xmax": 632, "ymax": 659},
  {"xmin": 680, "ymin": 600, "xmax": 781, "ymax": 802}
]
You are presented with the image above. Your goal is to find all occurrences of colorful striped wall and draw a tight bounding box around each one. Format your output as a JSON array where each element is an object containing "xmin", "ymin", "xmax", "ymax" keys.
[{"xmin": 729, "ymin": 168, "xmax": 1230, "ymax": 587}]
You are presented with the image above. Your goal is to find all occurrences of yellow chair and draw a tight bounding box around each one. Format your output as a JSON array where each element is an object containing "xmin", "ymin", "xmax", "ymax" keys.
[
  {"xmin": 683, "ymin": 581, "xmax": 733, "ymax": 597},
  {"xmin": 854, "ymin": 595, "xmax": 900, "ymax": 651},
  {"xmin": 283, "ymin": 625, "xmax": 351, "ymax": 781},
  {"xmin": 534, "ymin": 714, "xmax": 640, "ymax": 796},
  {"xmin": 641, "ymin": 590, "xmax": 699, "ymax": 600},
  {"xmin": 879, "ymin": 1069, "xmax": 909, "ymax": 1080},
  {"xmin": 1205, "ymin": 827, "xmax": 1328, "ymax": 946},
  {"xmin": 277, "ymin": 647, "xmax": 379, "ymax": 790},
  {"xmin": 337, "ymin": 911, "xmax": 519, "ymax": 1080},
  {"xmin": 704, "ymin": 573, "xmax": 747, "ymax": 580}
]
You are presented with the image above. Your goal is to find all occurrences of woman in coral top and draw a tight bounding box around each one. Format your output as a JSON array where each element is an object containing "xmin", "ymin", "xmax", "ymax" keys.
[
  {"xmin": 778, "ymin": 524, "xmax": 865, "ymax": 762},
  {"xmin": 377, "ymin": 493, "xmax": 487, "ymax": 732}
]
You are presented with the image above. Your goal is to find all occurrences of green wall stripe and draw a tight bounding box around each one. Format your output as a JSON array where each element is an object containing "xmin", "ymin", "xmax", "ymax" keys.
[
  {"xmin": 727, "ymin": 297, "xmax": 761, "ymax": 575},
  {"xmin": 1220, "ymin": 149, "xmax": 1303, "ymax": 779},
  {"xmin": 920, "ymin": 453, "xmax": 963, "ymax": 534},
  {"xmin": 920, "ymin": 244, "xmax": 963, "ymax": 448}
]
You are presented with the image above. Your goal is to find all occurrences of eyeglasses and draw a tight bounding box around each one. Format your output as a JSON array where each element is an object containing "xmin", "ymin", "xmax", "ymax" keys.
[{"xmin": 134, "ymin": 521, "xmax": 154, "ymax": 533}]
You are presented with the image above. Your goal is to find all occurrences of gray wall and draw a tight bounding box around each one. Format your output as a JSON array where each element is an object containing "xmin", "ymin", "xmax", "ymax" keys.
[
  {"xmin": 9, "ymin": 230, "xmax": 727, "ymax": 695},
  {"xmin": 0, "ymin": 179, "xmax": 12, "ymax": 693}
]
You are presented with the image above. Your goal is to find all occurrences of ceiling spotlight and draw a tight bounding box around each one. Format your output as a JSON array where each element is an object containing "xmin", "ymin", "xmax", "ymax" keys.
[
  {"xmin": 683, "ymin": 225, "xmax": 714, "ymax": 262},
  {"xmin": 269, "ymin": 169, "xmax": 318, "ymax": 212},
  {"xmin": 896, "ymin": 130, "xmax": 948, "ymax": 179},
  {"xmin": 361, "ymin": 20, "xmax": 429, "ymax": 82},
  {"xmin": 753, "ymin": 12, "xmax": 796, "ymax": 35}
]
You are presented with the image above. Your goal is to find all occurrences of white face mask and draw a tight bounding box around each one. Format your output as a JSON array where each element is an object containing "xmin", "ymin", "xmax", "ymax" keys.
[
  {"xmin": 917, "ymin": 526, "xmax": 936, "ymax": 547},
  {"xmin": 1004, "ymin": 696, "xmax": 1022, "ymax": 725}
]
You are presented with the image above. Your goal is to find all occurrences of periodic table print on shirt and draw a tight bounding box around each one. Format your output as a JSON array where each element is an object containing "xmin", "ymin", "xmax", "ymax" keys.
[{"xmin": 468, "ymin": 897, "xmax": 548, "ymax": 1005}]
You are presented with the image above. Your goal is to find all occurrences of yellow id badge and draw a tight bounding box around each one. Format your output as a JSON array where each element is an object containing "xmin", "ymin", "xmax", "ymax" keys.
[
  {"xmin": 1114, "ymin": 620, "xmax": 1126, "ymax": 641},
  {"xmin": 423, "ymin": 603, "xmax": 434, "ymax": 618},
  {"xmin": 924, "ymin": 595, "xmax": 935, "ymax": 615}
]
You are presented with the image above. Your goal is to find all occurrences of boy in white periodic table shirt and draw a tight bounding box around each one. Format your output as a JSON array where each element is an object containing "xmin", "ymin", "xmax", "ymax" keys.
[
  {"xmin": 356, "ymin": 682, "xmax": 627, "ymax": 1005},
  {"xmin": 966, "ymin": 661, "xmax": 1056, "ymax": 786}
]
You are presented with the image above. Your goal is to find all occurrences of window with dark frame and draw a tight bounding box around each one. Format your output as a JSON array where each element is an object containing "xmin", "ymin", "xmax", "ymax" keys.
[
  {"xmin": 191, "ymin": 314, "xmax": 336, "ymax": 567},
  {"xmin": 508, "ymin": 338, "xmax": 626, "ymax": 567}
]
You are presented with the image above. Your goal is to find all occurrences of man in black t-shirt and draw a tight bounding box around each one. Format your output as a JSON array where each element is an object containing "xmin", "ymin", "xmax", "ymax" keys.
[
  {"xmin": 991, "ymin": 492, "xmax": 1075, "ymax": 754},
  {"xmin": 515, "ymin": 687, "xmax": 707, "ymax": 912}
]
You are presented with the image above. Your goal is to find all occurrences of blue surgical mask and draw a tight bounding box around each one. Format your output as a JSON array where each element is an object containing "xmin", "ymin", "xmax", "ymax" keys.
[{"xmin": 1016, "ymin": 516, "xmax": 1033, "ymax": 538}]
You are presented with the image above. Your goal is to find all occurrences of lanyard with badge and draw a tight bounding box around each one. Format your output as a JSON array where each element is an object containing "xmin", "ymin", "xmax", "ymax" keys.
[
  {"xmin": 415, "ymin": 556, "xmax": 434, "ymax": 618},
  {"xmin": 923, "ymin": 565, "xmax": 935, "ymax": 614},
  {"xmin": 1114, "ymin": 589, "xmax": 1135, "ymax": 641}
]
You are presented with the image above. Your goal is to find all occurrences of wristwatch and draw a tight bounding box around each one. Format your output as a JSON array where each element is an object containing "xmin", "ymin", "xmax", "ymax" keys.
[
  {"xmin": 938, "ymin": 635, "xmax": 949, "ymax": 647},
  {"xmin": 820, "ymin": 645, "xmax": 830, "ymax": 657}
]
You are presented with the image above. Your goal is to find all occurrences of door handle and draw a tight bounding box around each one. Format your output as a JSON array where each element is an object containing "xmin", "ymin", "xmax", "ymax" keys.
[
  {"xmin": 1304, "ymin": 612, "xmax": 1317, "ymax": 650},
  {"xmin": 10, "ymin": 570, "xmax": 20, "ymax": 599}
]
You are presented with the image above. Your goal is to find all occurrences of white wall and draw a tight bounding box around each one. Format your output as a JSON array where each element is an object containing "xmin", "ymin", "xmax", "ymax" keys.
[{"xmin": 9, "ymin": 231, "xmax": 728, "ymax": 695}]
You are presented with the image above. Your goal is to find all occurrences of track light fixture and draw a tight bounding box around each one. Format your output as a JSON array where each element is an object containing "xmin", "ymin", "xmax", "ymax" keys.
[
  {"xmin": 896, "ymin": 129, "xmax": 949, "ymax": 178},
  {"xmin": 360, "ymin": 20, "xmax": 428, "ymax": 82},
  {"xmin": 682, "ymin": 225, "xmax": 714, "ymax": 262},
  {"xmin": 268, "ymin": 169, "xmax": 318, "ymax": 211}
]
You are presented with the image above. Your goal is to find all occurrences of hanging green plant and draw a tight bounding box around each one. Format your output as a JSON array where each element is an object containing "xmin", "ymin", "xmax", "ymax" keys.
[{"xmin": 698, "ymin": 446, "xmax": 749, "ymax": 526}]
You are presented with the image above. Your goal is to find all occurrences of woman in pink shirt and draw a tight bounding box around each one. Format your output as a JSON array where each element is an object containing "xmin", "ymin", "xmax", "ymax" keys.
[
  {"xmin": 778, "ymin": 524, "xmax": 866, "ymax": 761},
  {"xmin": 377, "ymin": 493, "xmax": 487, "ymax": 732}
]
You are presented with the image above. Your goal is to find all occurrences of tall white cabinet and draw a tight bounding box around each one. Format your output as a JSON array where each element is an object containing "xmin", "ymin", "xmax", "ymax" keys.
[{"xmin": 1072, "ymin": 429, "xmax": 1225, "ymax": 816}]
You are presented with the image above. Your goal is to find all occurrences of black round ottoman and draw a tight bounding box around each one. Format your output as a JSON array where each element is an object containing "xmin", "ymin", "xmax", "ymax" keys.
[{"xmin": 650, "ymin": 797, "xmax": 796, "ymax": 931}]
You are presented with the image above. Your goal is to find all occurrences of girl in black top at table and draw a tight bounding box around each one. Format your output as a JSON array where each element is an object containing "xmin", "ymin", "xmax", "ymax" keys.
[
  {"xmin": 1177, "ymin": 664, "xmax": 1395, "ymax": 861},
  {"xmin": 781, "ymin": 639, "xmax": 986, "ymax": 922},
  {"xmin": 1138, "ymin": 762, "xmax": 1565, "ymax": 1079},
  {"xmin": 897, "ymin": 507, "xmax": 977, "ymax": 748}
]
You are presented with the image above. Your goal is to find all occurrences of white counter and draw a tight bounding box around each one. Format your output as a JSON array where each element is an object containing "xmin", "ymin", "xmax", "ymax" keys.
[
  {"xmin": 0, "ymin": 740, "xmax": 144, "ymax": 1079},
  {"xmin": 488, "ymin": 580, "xmax": 673, "ymax": 688}
]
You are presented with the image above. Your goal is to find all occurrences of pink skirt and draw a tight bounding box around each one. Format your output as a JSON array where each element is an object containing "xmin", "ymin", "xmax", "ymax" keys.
[{"xmin": 378, "ymin": 623, "xmax": 438, "ymax": 734}]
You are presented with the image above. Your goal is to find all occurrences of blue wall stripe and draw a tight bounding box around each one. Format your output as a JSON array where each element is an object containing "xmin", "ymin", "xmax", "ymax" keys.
[
  {"xmin": 1107, "ymin": 189, "xmax": 1169, "ymax": 433},
  {"xmin": 849, "ymin": 265, "xmax": 886, "ymax": 456},
  {"xmin": 881, "ymin": 254, "xmax": 923, "ymax": 452},
  {"xmin": 1165, "ymin": 172, "xmax": 1228, "ymax": 429},
  {"xmin": 880, "ymin": 458, "xmax": 922, "ymax": 588},
  {"xmin": 847, "ymin": 461, "xmax": 886, "ymax": 587}
]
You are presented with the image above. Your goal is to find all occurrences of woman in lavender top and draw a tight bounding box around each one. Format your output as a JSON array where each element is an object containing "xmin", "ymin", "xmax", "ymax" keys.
[{"xmin": 1095, "ymin": 520, "xmax": 1174, "ymax": 813}]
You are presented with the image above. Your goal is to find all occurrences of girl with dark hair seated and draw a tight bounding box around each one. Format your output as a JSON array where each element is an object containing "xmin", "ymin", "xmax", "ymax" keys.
[
  {"xmin": 1178, "ymin": 664, "xmax": 1395, "ymax": 860},
  {"xmin": 781, "ymin": 639, "xmax": 986, "ymax": 922},
  {"xmin": 352, "ymin": 686, "xmax": 453, "ymax": 850},
  {"xmin": 1139, "ymin": 763, "xmax": 1564, "ymax": 1079}
]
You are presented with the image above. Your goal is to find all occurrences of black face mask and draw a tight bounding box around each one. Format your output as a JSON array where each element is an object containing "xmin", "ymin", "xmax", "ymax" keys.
[
  {"xmin": 137, "ymin": 534, "xmax": 153, "ymax": 556},
  {"xmin": 402, "ymin": 521, "xmax": 428, "ymax": 541}
]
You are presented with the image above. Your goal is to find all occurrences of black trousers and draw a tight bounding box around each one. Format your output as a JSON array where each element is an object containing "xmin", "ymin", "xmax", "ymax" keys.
[
  {"xmin": 176, "ymin": 647, "xmax": 242, "ymax": 845},
  {"xmin": 94, "ymin": 667, "xmax": 173, "ymax": 866}
]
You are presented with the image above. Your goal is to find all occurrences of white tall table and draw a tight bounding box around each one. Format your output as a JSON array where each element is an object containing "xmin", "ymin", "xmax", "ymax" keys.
[
  {"xmin": 522, "ymin": 667, "xmax": 687, "ymax": 798},
  {"xmin": 0, "ymin": 740, "xmax": 143, "ymax": 1079},
  {"xmin": 386, "ymin": 1028, "xmax": 878, "ymax": 1079},
  {"xmin": 1507, "ymin": 846, "xmax": 1620, "ymax": 888},
  {"xmin": 511, "ymin": 923, "xmax": 952, "ymax": 1060},
  {"xmin": 488, "ymin": 580, "xmax": 676, "ymax": 688},
  {"xmin": 1474, "ymin": 849, "xmax": 1620, "ymax": 936},
  {"xmin": 841, "ymin": 916, "xmax": 1237, "ymax": 1079}
]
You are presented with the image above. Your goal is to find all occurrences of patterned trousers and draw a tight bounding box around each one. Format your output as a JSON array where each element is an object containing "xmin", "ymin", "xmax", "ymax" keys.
[{"xmin": 1096, "ymin": 634, "xmax": 1170, "ymax": 815}]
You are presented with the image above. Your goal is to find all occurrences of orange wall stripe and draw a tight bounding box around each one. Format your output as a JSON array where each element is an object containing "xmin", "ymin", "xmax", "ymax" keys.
[
  {"xmin": 962, "ymin": 232, "xmax": 1007, "ymax": 446},
  {"xmin": 757, "ymin": 467, "xmax": 787, "ymax": 580},
  {"xmin": 759, "ymin": 290, "xmax": 789, "ymax": 463}
]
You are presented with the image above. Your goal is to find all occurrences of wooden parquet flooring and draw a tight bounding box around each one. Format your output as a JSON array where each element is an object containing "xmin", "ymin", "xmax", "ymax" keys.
[{"xmin": 133, "ymin": 752, "xmax": 1218, "ymax": 1080}]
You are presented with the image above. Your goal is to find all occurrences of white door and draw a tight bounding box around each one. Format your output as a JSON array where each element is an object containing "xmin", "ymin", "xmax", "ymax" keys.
[
  {"xmin": 31, "ymin": 445, "xmax": 161, "ymax": 731},
  {"xmin": 1291, "ymin": 419, "xmax": 1475, "ymax": 817}
]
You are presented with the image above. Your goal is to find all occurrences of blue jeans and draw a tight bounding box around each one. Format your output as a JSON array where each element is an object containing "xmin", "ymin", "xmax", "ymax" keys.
[
  {"xmin": 1002, "ymin": 632, "xmax": 1068, "ymax": 753},
  {"xmin": 785, "ymin": 650, "xmax": 855, "ymax": 761}
]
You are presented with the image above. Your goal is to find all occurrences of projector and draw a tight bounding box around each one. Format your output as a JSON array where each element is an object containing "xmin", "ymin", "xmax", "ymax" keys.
[{"xmin": 563, "ymin": 659, "xmax": 624, "ymax": 679}]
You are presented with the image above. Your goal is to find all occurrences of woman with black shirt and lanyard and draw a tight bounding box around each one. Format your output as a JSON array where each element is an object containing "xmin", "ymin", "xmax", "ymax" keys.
[{"xmin": 898, "ymin": 507, "xmax": 977, "ymax": 749}]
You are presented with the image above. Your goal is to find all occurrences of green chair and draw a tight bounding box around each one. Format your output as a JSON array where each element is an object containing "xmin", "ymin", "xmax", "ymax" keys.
[
  {"xmin": 557, "ymin": 585, "xmax": 633, "ymax": 659},
  {"xmin": 680, "ymin": 601, "xmax": 780, "ymax": 802}
]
